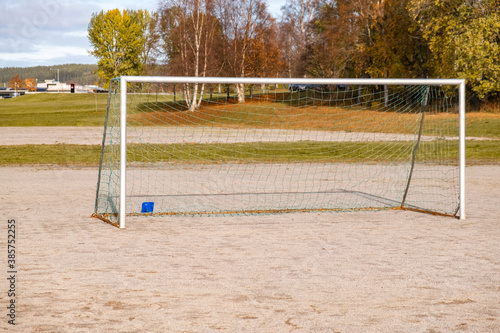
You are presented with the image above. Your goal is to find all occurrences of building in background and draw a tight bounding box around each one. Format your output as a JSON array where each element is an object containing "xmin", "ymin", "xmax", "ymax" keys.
[{"xmin": 36, "ymin": 79, "xmax": 107, "ymax": 93}]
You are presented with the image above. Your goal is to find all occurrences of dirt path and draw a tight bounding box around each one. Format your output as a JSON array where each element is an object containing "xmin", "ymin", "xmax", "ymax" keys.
[
  {"xmin": 0, "ymin": 165, "xmax": 499, "ymax": 332},
  {"xmin": 0, "ymin": 126, "xmax": 475, "ymax": 146}
]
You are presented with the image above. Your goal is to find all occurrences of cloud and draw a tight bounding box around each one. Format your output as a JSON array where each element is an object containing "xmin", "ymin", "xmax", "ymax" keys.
[
  {"xmin": 1, "ymin": 0, "xmax": 74, "ymax": 32},
  {"xmin": 0, "ymin": 0, "xmax": 99, "ymax": 66},
  {"xmin": 63, "ymin": 31, "xmax": 89, "ymax": 38},
  {"xmin": 0, "ymin": 0, "xmax": 281, "ymax": 68},
  {"xmin": 83, "ymin": 0, "xmax": 159, "ymax": 12},
  {"xmin": 0, "ymin": 44, "xmax": 91, "ymax": 64},
  {"xmin": 0, "ymin": 0, "xmax": 95, "ymax": 51}
]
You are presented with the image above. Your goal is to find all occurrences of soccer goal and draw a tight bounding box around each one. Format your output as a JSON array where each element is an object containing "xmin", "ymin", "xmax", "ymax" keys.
[{"xmin": 92, "ymin": 76, "xmax": 466, "ymax": 228}]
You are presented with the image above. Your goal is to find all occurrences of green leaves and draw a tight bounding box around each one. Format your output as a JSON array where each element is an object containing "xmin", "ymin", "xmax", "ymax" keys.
[
  {"xmin": 308, "ymin": 0, "xmax": 499, "ymax": 102},
  {"xmin": 88, "ymin": 9, "xmax": 148, "ymax": 88},
  {"xmin": 410, "ymin": 0, "xmax": 500, "ymax": 99},
  {"xmin": 455, "ymin": 13, "xmax": 500, "ymax": 98}
]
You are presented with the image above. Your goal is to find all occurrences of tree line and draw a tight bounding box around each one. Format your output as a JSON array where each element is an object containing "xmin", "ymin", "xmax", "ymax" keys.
[
  {"xmin": 87, "ymin": 0, "xmax": 500, "ymax": 108},
  {"xmin": 0, "ymin": 64, "xmax": 99, "ymax": 88}
]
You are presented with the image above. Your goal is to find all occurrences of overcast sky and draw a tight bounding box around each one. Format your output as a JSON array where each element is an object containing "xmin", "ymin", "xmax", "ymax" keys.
[{"xmin": 0, "ymin": 0, "xmax": 286, "ymax": 68}]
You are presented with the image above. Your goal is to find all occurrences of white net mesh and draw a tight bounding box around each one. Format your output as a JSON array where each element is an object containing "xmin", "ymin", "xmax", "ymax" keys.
[{"xmin": 94, "ymin": 78, "xmax": 460, "ymax": 224}]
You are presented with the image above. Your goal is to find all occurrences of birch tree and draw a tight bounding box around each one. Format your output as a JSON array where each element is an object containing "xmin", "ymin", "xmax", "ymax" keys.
[
  {"xmin": 139, "ymin": 11, "xmax": 161, "ymax": 75},
  {"xmin": 158, "ymin": 0, "xmax": 221, "ymax": 111},
  {"xmin": 218, "ymin": 0, "xmax": 272, "ymax": 103},
  {"xmin": 280, "ymin": 0, "xmax": 319, "ymax": 77}
]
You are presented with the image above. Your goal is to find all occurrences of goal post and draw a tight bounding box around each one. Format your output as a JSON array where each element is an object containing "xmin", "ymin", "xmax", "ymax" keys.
[{"xmin": 93, "ymin": 76, "xmax": 466, "ymax": 228}]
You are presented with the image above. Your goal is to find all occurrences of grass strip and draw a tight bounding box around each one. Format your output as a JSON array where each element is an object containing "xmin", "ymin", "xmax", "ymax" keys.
[
  {"xmin": 0, "ymin": 93, "xmax": 108, "ymax": 126},
  {"xmin": 0, "ymin": 140, "xmax": 499, "ymax": 166},
  {"xmin": 0, "ymin": 144, "xmax": 102, "ymax": 165}
]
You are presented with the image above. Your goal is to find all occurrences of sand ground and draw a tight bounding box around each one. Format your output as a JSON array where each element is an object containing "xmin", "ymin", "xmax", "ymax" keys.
[{"xmin": 0, "ymin": 165, "xmax": 499, "ymax": 332}]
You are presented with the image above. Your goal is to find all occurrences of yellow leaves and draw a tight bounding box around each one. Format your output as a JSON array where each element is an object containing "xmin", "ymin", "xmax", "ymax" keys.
[
  {"xmin": 88, "ymin": 9, "xmax": 147, "ymax": 87},
  {"xmin": 456, "ymin": 14, "xmax": 500, "ymax": 98},
  {"xmin": 23, "ymin": 78, "xmax": 37, "ymax": 92}
]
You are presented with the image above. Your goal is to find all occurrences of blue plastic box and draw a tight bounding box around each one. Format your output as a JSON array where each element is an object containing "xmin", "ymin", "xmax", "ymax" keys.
[{"xmin": 141, "ymin": 202, "xmax": 154, "ymax": 213}]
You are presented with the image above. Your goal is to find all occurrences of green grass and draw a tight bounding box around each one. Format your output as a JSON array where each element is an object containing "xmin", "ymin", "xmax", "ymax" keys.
[
  {"xmin": 423, "ymin": 115, "xmax": 500, "ymax": 139},
  {"xmin": 0, "ymin": 144, "xmax": 101, "ymax": 165},
  {"xmin": 466, "ymin": 118, "xmax": 500, "ymax": 138},
  {"xmin": 0, "ymin": 93, "xmax": 499, "ymax": 165},
  {"xmin": 0, "ymin": 93, "xmax": 108, "ymax": 126},
  {"xmin": 463, "ymin": 140, "xmax": 500, "ymax": 163},
  {"xmin": 1, "ymin": 140, "xmax": 498, "ymax": 166},
  {"xmin": 127, "ymin": 141, "xmax": 416, "ymax": 164}
]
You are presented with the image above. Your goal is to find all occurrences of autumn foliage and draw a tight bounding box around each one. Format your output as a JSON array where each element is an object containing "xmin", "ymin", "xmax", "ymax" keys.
[
  {"xmin": 7, "ymin": 75, "xmax": 22, "ymax": 90},
  {"xmin": 86, "ymin": 0, "xmax": 500, "ymax": 106},
  {"xmin": 7, "ymin": 75, "xmax": 37, "ymax": 91},
  {"xmin": 24, "ymin": 78, "xmax": 37, "ymax": 92}
]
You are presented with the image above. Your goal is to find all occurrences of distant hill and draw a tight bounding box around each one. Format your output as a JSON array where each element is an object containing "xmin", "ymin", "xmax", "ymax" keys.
[{"xmin": 0, "ymin": 64, "xmax": 99, "ymax": 87}]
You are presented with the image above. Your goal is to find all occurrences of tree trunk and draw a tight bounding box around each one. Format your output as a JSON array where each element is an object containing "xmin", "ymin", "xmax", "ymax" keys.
[
  {"xmin": 384, "ymin": 84, "xmax": 388, "ymax": 107},
  {"xmin": 237, "ymin": 83, "xmax": 245, "ymax": 103}
]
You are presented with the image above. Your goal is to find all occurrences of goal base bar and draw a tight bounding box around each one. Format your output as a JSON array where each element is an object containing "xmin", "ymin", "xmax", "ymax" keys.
[
  {"xmin": 91, "ymin": 213, "xmax": 121, "ymax": 228},
  {"xmin": 92, "ymin": 205, "xmax": 458, "ymax": 228},
  {"xmin": 392, "ymin": 206, "xmax": 459, "ymax": 219}
]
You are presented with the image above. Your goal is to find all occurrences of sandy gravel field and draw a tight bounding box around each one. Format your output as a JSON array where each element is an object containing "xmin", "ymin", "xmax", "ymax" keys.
[{"xmin": 0, "ymin": 165, "xmax": 499, "ymax": 332}]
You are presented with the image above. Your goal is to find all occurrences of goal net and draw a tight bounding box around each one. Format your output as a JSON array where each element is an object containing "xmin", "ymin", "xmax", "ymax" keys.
[{"xmin": 93, "ymin": 77, "xmax": 465, "ymax": 228}]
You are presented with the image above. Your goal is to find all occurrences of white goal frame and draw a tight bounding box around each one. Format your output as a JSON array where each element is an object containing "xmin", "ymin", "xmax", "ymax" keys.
[{"xmin": 116, "ymin": 76, "xmax": 466, "ymax": 228}]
